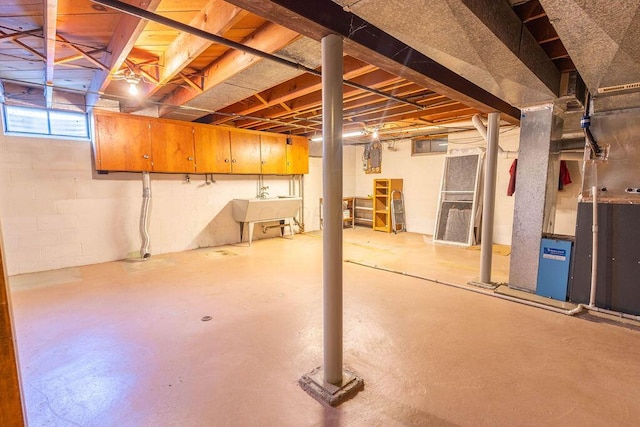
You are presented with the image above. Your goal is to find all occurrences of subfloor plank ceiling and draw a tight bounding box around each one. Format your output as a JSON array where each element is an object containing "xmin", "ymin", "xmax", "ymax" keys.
[{"xmin": 1, "ymin": 0, "xmax": 638, "ymax": 142}]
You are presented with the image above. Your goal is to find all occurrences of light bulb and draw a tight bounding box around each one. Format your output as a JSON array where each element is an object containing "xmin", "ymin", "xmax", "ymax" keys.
[{"xmin": 128, "ymin": 83, "xmax": 139, "ymax": 95}]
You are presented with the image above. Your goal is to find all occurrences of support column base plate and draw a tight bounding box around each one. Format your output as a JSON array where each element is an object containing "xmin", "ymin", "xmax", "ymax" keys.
[{"xmin": 299, "ymin": 366, "xmax": 364, "ymax": 407}]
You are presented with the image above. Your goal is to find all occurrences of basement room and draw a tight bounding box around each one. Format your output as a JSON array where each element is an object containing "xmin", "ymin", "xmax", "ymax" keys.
[{"xmin": 2, "ymin": 0, "xmax": 640, "ymax": 425}]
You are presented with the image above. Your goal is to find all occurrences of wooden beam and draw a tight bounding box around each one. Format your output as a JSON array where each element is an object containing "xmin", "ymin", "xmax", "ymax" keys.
[
  {"xmin": 44, "ymin": 0, "xmax": 58, "ymax": 108},
  {"xmin": 121, "ymin": 0, "xmax": 248, "ymax": 109},
  {"xmin": 223, "ymin": 0, "xmax": 521, "ymax": 123},
  {"xmin": 178, "ymin": 73, "xmax": 202, "ymax": 93},
  {"xmin": 513, "ymin": 0, "xmax": 545, "ymax": 23},
  {"xmin": 208, "ymin": 56, "xmax": 375, "ymax": 125},
  {"xmin": 56, "ymin": 34, "xmax": 108, "ymax": 71},
  {"xmin": 144, "ymin": 0, "xmax": 247, "ymax": 99},
  {"xmin": 9, "ymin": 39, "xmax": 44, "ymax": 60},
  {"xmin": 85, "ymin": 0, "xmax": 163, "ymax": 109},
  {"xmin": 158, "ymin": 22, "xmax": 299, "ymax": 116},
  {"xmin": 0, "ymin": 237, "xmax": 25, "ymax": 427},
  {"xmin": 542, "ymin": 39, "xmax": 571, "ymax": 60},
  {"xmin": 0, "ymin": 28, "xmax": 42, "ymax": 42},
  {"xmin": 55, "ymin": 48, "xmax": 105, "ymax": 65},
  {"xmin": 254, "ymin": 93, "xmax": 268, "ymax": 105}
]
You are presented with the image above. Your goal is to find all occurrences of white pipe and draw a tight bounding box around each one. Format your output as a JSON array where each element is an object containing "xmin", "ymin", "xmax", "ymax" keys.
[
  {"xmin": 590, "ymin": 184, "xmax": 598, "ymax": 307},
  {"xmin": 139, "ymin": 171, "xmax": 151, "ymax": 259},
  {"xmin": 472, "ymin": 114, "xmax": 488, "ymax": 141},
  {"xmin": 479, "ymin": 112, "xmax": 500, "ymax": 284},
  {"xmin": 346, "ymin": 260, "xmax": 640, "ymax": 321},
  {"xmin": 346, "ymin": 260, "xmax": 571, "ymax": 315},
  {"xmin": 321, "ymin": 34, "xmax": 344, "ymax": 386}
]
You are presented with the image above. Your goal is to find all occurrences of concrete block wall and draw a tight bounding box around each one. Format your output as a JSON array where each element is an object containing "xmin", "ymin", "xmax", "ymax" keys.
[
  {"xmin": 351, "ymin": 127, "xmax": 580, "ymax": 245},
  {"xmin": 354, "ymin": 140, "xmax": 446, "ymax": 237},
  {"xmin": 0, "ymin": 131, "xmax": 305, "ymax": 275},
  {"xmin": 0, "ymin": 123, "xmax": 579, "ymax": 275}
]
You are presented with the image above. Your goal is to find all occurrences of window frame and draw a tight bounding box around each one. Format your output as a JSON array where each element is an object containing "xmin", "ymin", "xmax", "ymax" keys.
[
  {"xmin": 411, "ymin": 134, "xmax": 448, "ymax": 156},
  {"xmin": 2, "ymin": 104, "xmax": 90, "ymax": 141}
]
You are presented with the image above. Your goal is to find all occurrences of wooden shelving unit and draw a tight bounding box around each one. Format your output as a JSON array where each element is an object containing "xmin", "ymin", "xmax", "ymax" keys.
[
  {"xmin": 373, "ymin": 179, "xmax": 403, "ymax": 232},
  {"xmin": 319, "ymin": 197, "xmax": 355, "ymax": 229},
  {"xmin": 354, "ymin": 197, "xmax": 373, "ymax": 227}
]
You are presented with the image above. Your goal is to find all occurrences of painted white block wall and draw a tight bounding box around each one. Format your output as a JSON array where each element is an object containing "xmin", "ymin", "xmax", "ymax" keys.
[
  {"xmin": 0, "ymin": 130, "xmax": 305, "ymax": 275},
  {"xmin": 354, "ymin": 141, "xmax": 445, "ymax": 234},
  {"xmin": 0, "ymin": 122, "xmax": 580, "ymax": 275},
  {"xmin": 351, "ymin": 126, "xmax": 580, "ymax": 245}
]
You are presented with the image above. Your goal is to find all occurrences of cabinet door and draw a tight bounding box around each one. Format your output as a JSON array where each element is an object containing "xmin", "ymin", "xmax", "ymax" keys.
[
  {"xmin": 94, "ymin": 112, "xmax": 151, "ymax": 171},
  {"xmin": 194, "ymin": 126, "xmax": 232, "ymax": 173},
  {"xmin": 260, "ymin": 134, "xmax": 287, "ymax": 175},
  {"xmin": 150, "ymin": 120, "xmax": 195, "ymax": 173},
  {"xmin": 229, "ymin": 130, "xmax": 261, "ymax": 174},
  {"xmin": 286, "ymin": 135, "xmax": 309, "ymax": 174}
]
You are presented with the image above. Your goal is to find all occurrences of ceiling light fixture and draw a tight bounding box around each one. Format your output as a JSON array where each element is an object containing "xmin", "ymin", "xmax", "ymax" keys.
[
  {"xmin": 128, "ymin": 83, "xmax": 139, "ymax": 96},
  {"xmin": 123, "ymin": 70, "xmax": 141, "ymax": 96}
]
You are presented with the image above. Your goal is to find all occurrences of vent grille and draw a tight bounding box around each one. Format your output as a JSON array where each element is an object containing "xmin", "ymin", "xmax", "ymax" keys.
[{"xmin": 597, "ymin": 82, "xmax": 640, "ymax": 94}]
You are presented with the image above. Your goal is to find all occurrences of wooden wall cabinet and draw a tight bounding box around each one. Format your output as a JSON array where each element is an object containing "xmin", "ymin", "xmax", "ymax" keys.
[
  {"xmin": 150, "ymin": 120, "xmax": 195, "ymax": 173},
  {"xmin": 94, "ymin": 112, "xmax": 151, "ymax": 172},
  {"xmin": 93, "ymin": 110, "xmax": 309, "ymax": 175},
  {"xmin": 286, "ymin": 135, "xmax": 309, "ymax": 174},
  {"xmin": 193, "ymin": 125, "xmax": 232, "ymax": 173},
  {"xmin": 373, "ymin": 178, "xmax": 403, "ymax": 232},
  {"xmin": 229, "ymin": 130, "xmax": 262, "ymax": 174},
  {"xmin": 260, "ymin": 134, "xmax": 287, "ymax": 174}
]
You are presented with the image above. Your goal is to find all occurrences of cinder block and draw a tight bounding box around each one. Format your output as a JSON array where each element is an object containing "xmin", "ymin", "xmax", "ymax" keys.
[
  {"xmin": 4, "ymin": 247, "xmax": 43, "ymax": 269},
  {"xmin": 0, "ymin": 183, "xmax": 36, "ymax": 208},
  {"xmin": 2, "ymin": 216, "xmax": 38, "ymax": 236},
  {"xmin": 18, "ymin": 230, "xmax": 60, "ymax": 248},
  {"xmin": 41, "ymin": 242, "xmax": 82, "ymax": 260},
  {"xmin": 37, "ymin": 214, "xmax": 78, "ymax": 231},
  {"xmin": 34, "ymin": 180, "xmax": 77, "ymax": 200},
  {"xmin": 10, "ymin": 169, "xmax": 89, "ymax": 184},
  {"xmin": 0, "ymin": 150, "xmax": 33, "ymax": 169},
  {"xmin": 15, "ymin": 257, "xmax": 60, "ymax": 276},
  {"xmin": 10, "ymin": 198, "xmax": 58, "ymax": 217},
  {"xmin": 6, "ymin": 137, "xmax": 46, "ymax": 153},
  {"xmin": 74, "ymin": 179, "xmax": 95, "ymax": 199}
]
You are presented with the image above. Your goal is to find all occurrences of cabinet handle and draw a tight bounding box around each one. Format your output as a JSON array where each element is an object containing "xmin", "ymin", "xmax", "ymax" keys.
[
  {"xmin": 143, "ymin": 154, "xmax": 149, "ymax": 159},
  {"xmin": 232, "ymin": 159, "xmax": 237, "ymax": 163},
  {"xmin": 225, "ymin": 159, "xmax": 230, "ymax": 163},
  {"xmin": 261, "ymin": 160, "xmax": 266, "ymax": 164},
  {"xmin": 187, "ymin": 156, "xmax": 194, "ymax": 161}
]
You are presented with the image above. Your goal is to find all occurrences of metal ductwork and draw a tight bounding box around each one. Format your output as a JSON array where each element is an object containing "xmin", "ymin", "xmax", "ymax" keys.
[{"xmin": 538, "ymin": 0, "xmax": 640, "ymax": 111}]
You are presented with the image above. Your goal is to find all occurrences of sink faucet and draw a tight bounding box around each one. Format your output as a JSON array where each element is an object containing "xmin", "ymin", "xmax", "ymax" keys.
[{"xmin": 258, "ymin": 186, "xmax": 269, "ymax": 198}]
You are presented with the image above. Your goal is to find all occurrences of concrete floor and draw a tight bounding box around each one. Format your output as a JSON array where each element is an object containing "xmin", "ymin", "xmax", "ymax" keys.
[{"xmin": 9, "ymin": 228, "xmax": 640, "ymax": 426}]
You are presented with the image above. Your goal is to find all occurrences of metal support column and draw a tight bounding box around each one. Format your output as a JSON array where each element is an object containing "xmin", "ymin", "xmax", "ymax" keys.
[
  {"xmin": 321, "ymin": 33, "xmax": 344, "ymax": 386},
  {"xmin": 479, "ymin": 112, "xmax": 500, "ymax": 284},
  {"xmin": 299, "ymin": 34, "xmax": 363, "ymax": 407}
]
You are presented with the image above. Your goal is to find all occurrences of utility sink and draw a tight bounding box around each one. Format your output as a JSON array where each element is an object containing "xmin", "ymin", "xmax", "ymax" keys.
[{"xmin": 232, "ymin": 197, "xmax": 302, "ymax": 245}]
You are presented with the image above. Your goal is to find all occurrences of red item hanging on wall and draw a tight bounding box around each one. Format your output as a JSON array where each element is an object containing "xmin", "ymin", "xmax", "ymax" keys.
[
  {"xmin": 559, "ymin": 160, "xmax": 572, "ymax": 190},
  {"xmin": 507, "ymin": 159, "xmax": 517, "ymax": 196}
]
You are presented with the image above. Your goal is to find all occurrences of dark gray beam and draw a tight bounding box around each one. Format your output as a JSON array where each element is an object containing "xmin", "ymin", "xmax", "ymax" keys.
[{"xmin": 224, "ymin": 0, "xmax": 521, "ymax": 123}]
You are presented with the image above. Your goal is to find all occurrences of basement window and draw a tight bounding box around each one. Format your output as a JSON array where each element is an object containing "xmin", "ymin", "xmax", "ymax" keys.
[
  {"xmin": 2, "ymin": 105, "xmax": 90, "ymax": 140},
  {"xmin": 411, "ymin": 135, "xmax": 448, "ymax": 155}
]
